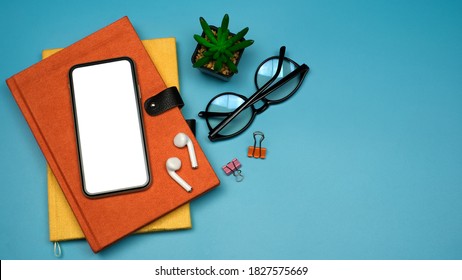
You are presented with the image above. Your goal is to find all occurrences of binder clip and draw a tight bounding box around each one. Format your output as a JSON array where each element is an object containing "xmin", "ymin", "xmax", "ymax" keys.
[
  {"xmin": 222, "ymin": 158, "xmax": 244, "ymax": 182},
  {"xmin": 247, "ymin": 131, "xmax": 267, "ymax": 159}
]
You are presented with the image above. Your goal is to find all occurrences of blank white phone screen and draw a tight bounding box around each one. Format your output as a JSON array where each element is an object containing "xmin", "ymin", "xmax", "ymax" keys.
[{"xmin": 70, "ymin": 58, "xmax": 150, "ymax": 197}]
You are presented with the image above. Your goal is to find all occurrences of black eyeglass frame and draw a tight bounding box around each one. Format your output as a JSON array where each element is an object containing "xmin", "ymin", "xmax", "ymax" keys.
[{"xmin": 199, "ymin": 46, "xmax": 309, "ymax": 141}]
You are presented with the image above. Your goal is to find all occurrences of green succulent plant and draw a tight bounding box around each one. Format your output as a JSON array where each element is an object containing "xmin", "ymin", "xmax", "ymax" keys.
[{"xmin": 193, "ymin": 14, "xmax": 254, "ymax": 74}]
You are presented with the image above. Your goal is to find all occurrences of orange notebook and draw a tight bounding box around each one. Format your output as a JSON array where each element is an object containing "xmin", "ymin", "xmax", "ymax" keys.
[
  {"xmin": 6, "ymin": 17, "xmax": 220, "ymax": 253},
  {"xmin": 45, "ymin": 38, "xmax": 192, "ymax": 243}
]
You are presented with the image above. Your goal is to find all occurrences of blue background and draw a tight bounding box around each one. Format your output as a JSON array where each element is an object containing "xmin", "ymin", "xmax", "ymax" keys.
[{"xmin": 1, "ymin": 0, "xmax": 461, "ymax": 260}]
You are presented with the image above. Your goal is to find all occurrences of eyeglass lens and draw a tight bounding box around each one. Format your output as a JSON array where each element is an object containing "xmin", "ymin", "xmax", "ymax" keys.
[
  {"xmin": 207, "ymin": 94, "xmax": 253, "ymax": 136},
  {"xmin": 255, "ymin": 58, "xmax": 300, "ymax": 102}
]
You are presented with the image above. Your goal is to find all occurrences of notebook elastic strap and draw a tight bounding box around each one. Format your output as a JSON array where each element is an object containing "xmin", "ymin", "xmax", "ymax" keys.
[
  {"xmin": 144, "ymin": 86, "xmax": 196, "ymax": 134},
  {"xmin": 144, "ymin": 86, "xmax": 184, "ymax": 116}
]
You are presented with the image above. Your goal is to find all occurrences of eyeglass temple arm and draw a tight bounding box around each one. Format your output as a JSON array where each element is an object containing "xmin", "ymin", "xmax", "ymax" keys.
[
  {"xmin": 247, "ymin": 63, "xmax": 309, "ymax": 107},
  {"xmin": 198, "ymin": 111, "xmax": 230, "ymax": 118},
  {"xmin": 199, "ymin": 64, "xmax": 309, "ymax": 119},
  {"xmin": 245, "ymin": 46, "xmax": 287, "ymax": 105},
  {"xmin": 208, "ymin": 47, "xmax": 286, "ymax": 139}
]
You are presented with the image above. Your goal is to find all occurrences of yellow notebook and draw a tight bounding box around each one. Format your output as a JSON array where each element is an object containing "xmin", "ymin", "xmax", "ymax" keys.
[{"xmin": 45, "ymin": 38, "xmax": 192, "ymax": 242}]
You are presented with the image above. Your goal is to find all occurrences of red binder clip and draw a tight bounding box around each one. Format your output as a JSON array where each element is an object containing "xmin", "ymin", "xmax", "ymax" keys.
[
  {"xmin": 247, "ymin": 131, "xmax": 266, "ymax": 159},
  {"xmin": 222, "ymin": 158, "xmax": 244, "ymax": 182}
]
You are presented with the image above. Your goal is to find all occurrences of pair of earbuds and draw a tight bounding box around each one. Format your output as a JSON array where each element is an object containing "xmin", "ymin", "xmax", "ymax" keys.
[{"xmin": 166, "ymin": 132, "xmax": 197, "ymax": 192}]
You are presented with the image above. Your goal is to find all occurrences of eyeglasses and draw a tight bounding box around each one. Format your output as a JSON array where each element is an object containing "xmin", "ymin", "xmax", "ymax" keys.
[{"xmin": 198, "ymin": 46, "xmax": 309, "ymax": 141}]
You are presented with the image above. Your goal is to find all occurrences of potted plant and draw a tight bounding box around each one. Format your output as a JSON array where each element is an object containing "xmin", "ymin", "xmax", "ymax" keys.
[{"xmin": 191, "ymin": 14, "xmax": 254, "ymax": 81}]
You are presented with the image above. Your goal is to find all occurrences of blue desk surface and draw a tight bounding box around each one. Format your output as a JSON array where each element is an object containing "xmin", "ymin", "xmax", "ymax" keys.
[{"xmin": 1, "ymin": 0, "xmax": 461, "ymax": 260}]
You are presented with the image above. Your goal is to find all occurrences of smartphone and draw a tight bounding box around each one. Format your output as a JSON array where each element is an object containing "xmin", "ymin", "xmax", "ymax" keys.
[{"xmin": 69, "ymin": 57, "xmax": 150, "ymax": 197}]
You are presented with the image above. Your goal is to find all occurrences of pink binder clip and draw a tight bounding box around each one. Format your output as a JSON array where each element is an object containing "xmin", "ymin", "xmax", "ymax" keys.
[
  {"xmin": 222, "ymin": 158, "xmax": 241, "ymax": 175},
  {"xmin": 222, "ymin": 158, "xmax": 244, "ymax": 182}
]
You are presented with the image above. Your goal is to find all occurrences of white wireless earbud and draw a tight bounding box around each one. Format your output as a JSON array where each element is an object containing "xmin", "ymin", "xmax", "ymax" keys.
[
  {"xmin": 166, "ymin": 157, "xmax": 192, "ymax": 192},
  {"xmin": 174, "ymin": 132, "xmax": 198, "ymax": 169}
]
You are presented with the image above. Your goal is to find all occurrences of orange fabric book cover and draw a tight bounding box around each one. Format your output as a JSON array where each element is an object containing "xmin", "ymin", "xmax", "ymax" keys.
[
  {"xmin": 6, "ymin": 17, "xmax": 220, "ymax": 253},
  {"xmin": 45, "ymin": 38, "xmax": 192, "ymax": 243}
]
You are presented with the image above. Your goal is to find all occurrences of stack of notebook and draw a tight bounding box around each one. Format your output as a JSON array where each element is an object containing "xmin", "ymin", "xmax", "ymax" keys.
[
  {"xmin": 45, "ymin": 38, "xmax": 193, "ymax": 243},
  {"xmin": 7, "ymin": 17, "xmax": 220, "ymax": 253}
]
